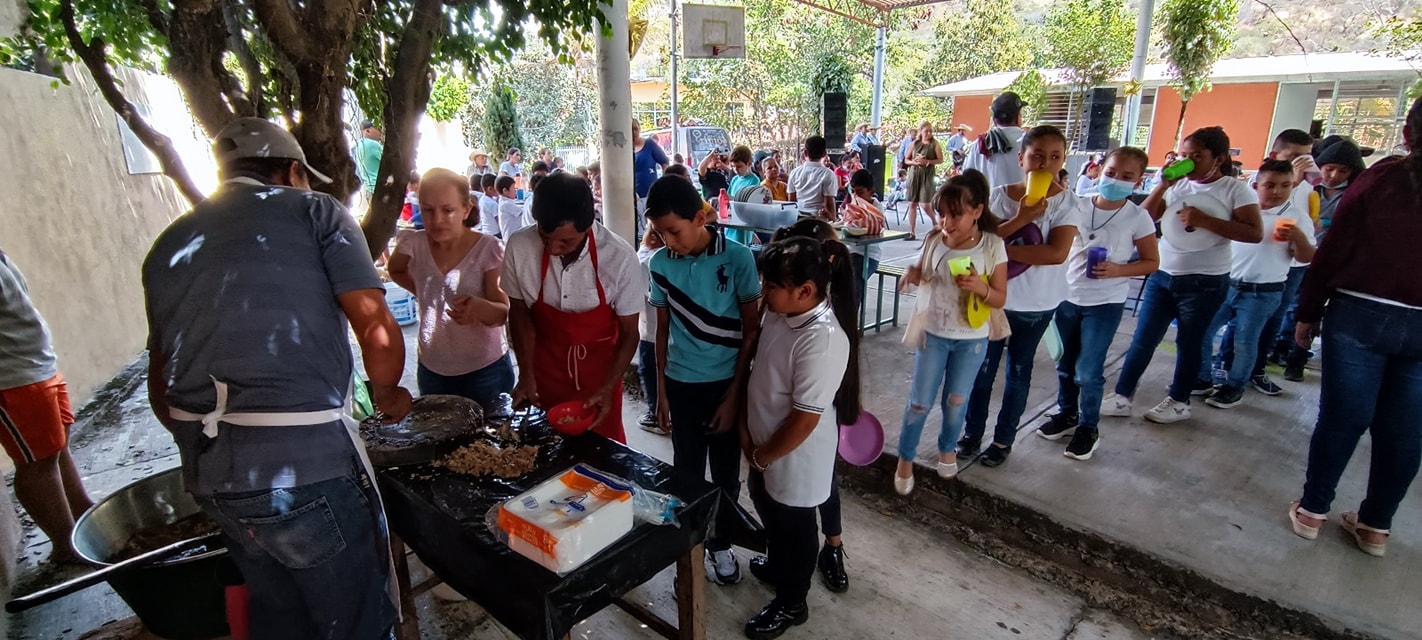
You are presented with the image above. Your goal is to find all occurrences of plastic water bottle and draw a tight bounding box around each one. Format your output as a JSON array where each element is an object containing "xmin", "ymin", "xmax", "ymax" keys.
[
  {"xmin": 1085, "ymin": 246, "xmax": 1108, "ymax": 279},
  {"xmin": 1160, "ymin": 158, "xmax": 1195, "ymax": 181},
  {"xmin": 718, "ymin": 189, "xmax": 730, "ymax": 220}
]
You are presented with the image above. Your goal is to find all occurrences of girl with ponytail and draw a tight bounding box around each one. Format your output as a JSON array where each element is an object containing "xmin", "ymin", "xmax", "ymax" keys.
[
  {"xmin": 741, "ymin": 236, "xmax": 859, "ymax": 637},
  {"xmin": 1288, "ymin": 97, "xmax": 1422, "ymax": 558}
]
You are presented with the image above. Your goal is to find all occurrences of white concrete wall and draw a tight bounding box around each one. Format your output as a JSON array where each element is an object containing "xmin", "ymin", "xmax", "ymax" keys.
[{"xmin": 0, "ymin": 65, "xmax": 209, "ymax": 406}]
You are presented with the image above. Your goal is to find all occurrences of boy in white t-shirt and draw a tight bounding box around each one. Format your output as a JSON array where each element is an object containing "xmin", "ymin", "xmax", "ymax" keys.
[
  {"xmin": 495, "ymin": 176, "xmax": 524, "ymax": 237},
  {"xmin": 1035, "ymin": 148, "xmax": 1159, "ymax": 461},
  {"xmin": 960, "ymin": 125, "xmax": 1081, "ymax": 469},
  {"xmin": 1198, "ymin": 160, "xmax": 1316, "ymax": 408},
  {"xmin": 787, "ymin": 135, "xmax": 839, "ymax": 220}
]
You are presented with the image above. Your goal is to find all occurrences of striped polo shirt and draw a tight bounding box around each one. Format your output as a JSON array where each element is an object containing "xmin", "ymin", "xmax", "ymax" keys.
[{"xmin": 649, "ymin": 227, "xmax": 762, "ymax": 383}]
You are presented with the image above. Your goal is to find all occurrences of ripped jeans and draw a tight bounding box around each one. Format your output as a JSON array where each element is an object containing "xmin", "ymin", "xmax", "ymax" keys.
[{"xmin": 898, "ymin": 333, "xmax": 989, "ymax": 460}]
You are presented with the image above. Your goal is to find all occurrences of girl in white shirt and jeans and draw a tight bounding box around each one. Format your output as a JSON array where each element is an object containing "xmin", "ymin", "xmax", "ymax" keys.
[
  {"xmin": 894, "ymin": 170, "xmax": 1009, "ymax": 494},
  {"xmin": 742, "ymin": 237, "xmax": 859, "ymax": 639}
]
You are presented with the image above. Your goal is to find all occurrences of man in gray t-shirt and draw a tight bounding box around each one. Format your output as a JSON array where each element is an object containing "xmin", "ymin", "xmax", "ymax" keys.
[
  {"xmin": 143, "ymin": 118, "xmax": 411, "ymax": 638},
  {"xmin": 0, "ymin": 250, "xmax": 94, "ymax": 564}
]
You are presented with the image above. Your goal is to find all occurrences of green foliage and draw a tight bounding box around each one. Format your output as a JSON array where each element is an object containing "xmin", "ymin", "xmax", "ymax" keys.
[
  {"xmin": 916, "ymin": 0, "xmax": 1036, "ymax": 91},
  {"xmin": 1369, "ymin": 15, "xmax": 1422, "ymax": 98},
  {"xmin": 1005, "ymin": 69, "xmax": 1048, "ymax": 124},
  {"xmin": 427, "ymin": 74, "xmax": 471, "ymax": 123},
  {"xmin": 481, "ymin": 78, "xmax": 526, "ymax": 160},
  {"xmin": 810, "ymin": 53, "xmax": 854, "ymax": 96},
  {"xmin": 1159, "ymin": 0, "xmax": 1240, "ymax": 104},
  {"xmin": 459, "ymin": 45, "xmax": 597, "ymax": 153},
  {"xmin": 1045, "ymin": 0, "xmax": 1134, "ymax": 91}
]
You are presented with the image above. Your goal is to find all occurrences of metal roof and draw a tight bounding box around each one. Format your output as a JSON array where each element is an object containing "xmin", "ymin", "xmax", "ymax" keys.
[{"xmin": 921, "ymin": 52, "xmax": 1421, "ymax": 97}]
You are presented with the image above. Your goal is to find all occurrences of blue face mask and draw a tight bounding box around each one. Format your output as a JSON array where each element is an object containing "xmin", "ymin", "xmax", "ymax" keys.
[{"xmin": 1096, "ymin": 176, "xmax": 1136, "ymax": 201}]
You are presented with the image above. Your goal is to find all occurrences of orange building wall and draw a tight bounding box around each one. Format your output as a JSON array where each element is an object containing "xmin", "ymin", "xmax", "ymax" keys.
[
  {"xmin": 950, "ymin": 95, "xmax": 995, "ymax": 134},
  {"xmin": 1146, "ymin": 83, "xmax": 1280, "ymax": 166}
]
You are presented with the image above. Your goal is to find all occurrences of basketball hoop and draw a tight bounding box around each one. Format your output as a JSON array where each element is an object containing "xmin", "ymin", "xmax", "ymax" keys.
[{"xmin": 711, "ymin": 45, "xmax": 742, "ymax": 57}]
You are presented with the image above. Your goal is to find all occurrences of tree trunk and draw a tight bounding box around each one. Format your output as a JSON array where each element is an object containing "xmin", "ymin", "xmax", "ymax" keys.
[
  {"xmin": 58, "ymin": 0, "xmax": 206, "ymax": 206},
  {"xmin": 361, "ymin": 0, "xmax": 444, "ymax": 259},
  {"xmin": 1173, "ymin": 97, "xmax": 1191, "ymax": 150},
  {"xmin": 167, "ymin": 0, "xmax": 247, "ymax": 136}
]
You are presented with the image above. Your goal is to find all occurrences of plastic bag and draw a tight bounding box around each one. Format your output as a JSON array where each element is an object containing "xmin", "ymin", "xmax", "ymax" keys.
[
  {"xmin": 632, "ymin": 485, "xmax": 685, "ymax": 528},
  {"xmin": 352, "ymin": 377, "xmax": 376, "ymax": 421}
]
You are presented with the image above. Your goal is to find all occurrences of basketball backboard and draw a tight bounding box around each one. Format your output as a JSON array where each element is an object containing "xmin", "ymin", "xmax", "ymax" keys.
[{"xmin": 682, "ymin": 4, "xmax": 746, "ymax": 59}]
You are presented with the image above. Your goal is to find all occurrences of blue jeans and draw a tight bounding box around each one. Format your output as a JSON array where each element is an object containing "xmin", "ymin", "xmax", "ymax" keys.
[
  {"xmin": 198, "ymin": 472, "xmax": 396, "ymax": 640},
  {"xmin": 964, "ymin": 309, "xmax": 1057, "ymax": 447},
  {"xmin": 1300, "ymin": 294, "xmax": 1422, "ymax": 530},
  {"xmin": 1055, "ymin": 301, "xmax": 1125, "ymax": 431},
  {"xmin": 1114, "ymin": 272, "xmax": 1230, "ymax": 402},
  {"xmin": 898, "ymin": 333, "xmax": 989, "ymax": 459},
  {"xmin": 416, "ymin": 353, "xmax": 515, "ymax": 411},
  {"xmin": 1269, "ymin": 265, "xmax": 1309, "ymax": 363},
  {"xmin": 638, "ymin": 340, "xmax": 659, "ymax": 413},
  {"xmin": 1201, "ymin": 285, "xmax": 1283, "ymax": 390}
]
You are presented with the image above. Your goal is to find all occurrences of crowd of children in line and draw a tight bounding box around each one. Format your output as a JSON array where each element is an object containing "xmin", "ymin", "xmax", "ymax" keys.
[{"xmin": 382, "ymin": 94, "xmax": 1395, "ymax": 637}]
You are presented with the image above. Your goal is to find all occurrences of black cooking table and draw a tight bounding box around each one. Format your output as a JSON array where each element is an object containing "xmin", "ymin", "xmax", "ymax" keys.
[{"xmin": 378, "ymin": 429, "xmax": 721, "ymax": 640}]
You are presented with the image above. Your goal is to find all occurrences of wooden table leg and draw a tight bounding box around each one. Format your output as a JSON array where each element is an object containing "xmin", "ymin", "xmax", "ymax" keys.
[
  {"xmin": 389, "ymin": 533, "xmax": 422, "ymax": 640},
  {"xmin": 674, "ymin": 543, "xmax": 706, "ymax": 640}
]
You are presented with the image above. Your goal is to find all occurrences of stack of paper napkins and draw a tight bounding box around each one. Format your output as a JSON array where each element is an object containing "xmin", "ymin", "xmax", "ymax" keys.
[{"xmin": 497, "ymin": 464, "xmax": 635, "ymax": 573}]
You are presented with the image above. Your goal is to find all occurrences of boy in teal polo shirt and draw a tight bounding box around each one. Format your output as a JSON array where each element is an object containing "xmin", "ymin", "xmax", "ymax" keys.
[{"xmin": 645, "ymin": 175, "xmax": 762, "ymax": 586}]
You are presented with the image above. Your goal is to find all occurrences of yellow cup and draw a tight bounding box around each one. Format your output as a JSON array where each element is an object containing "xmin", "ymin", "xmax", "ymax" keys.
[
  {"xmin": 948, "ymin": 256, "xmax": 973, "ymax": 277},
  {"xmin": 1025, "ymin": 169, "xmax": 1053, "ymax": 205}
]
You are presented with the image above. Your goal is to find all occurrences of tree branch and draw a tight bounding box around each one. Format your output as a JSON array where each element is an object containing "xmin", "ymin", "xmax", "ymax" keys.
[
  {"xmin": 223, "ymin": 0, "xmax": 266, "ymax": 114},
  {"xmin": 140, "ymin": 0, "xmax": 170, "ymax": 35},
  {"xmin": 1252, "ymin": 0, "xmax": 1308, "ymax": 55},
  {"xmin": 166, "ymin": 0, "xmax": 241, "ymax": 135},
  {"xmin": 251, "ymin": 0, "xmax": 312, "ymax": 62},
  {"xmin": 59, "ymin": 0, "xmax": 205, "ymax": 206},
  {"xmin": 361, "ymin": 0, "xmax": 443, "ymax": 258}
]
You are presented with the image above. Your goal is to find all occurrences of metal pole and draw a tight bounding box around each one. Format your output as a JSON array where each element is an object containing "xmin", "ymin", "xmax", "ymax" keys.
[
  {"xmin": 669, "ymin": 0, "xmax": 679, "ymax": 150},
  {"xmin": 871, "ymin": 25, "xmax": 887, "ymax": 129},
  {"xmin": 597, "ymin": 0, "xmax": 636, "ymax": 241},
  {"xmin": 1121, "ymin": 0, "xmax": 1154, "ymax": 148}
]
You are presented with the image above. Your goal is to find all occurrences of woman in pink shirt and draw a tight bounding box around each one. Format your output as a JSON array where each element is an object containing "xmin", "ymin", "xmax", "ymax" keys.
[{"xmin": 389, "ymin": 168, "xmax": 513, "ymax": 409}]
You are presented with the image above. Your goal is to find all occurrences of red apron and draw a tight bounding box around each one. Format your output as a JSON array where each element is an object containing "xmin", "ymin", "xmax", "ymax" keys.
[{"xmin": 531, "ymin": 230, "xmax": 626, "ymax": 443}]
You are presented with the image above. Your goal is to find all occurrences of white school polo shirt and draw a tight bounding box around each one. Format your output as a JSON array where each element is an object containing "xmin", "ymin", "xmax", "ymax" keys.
[{"xmin": 746, "ymin": 300, "xmax": 849, "ymax": 508}]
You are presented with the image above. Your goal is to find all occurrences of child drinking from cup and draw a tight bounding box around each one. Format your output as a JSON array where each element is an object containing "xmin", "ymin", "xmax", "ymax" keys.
[
  {"xmin": 1036, "ymin": 147, "xmax": 1159, "ymax": 460},
  {"xmin": 960, "ymin": 125, "xmax": 1082, "ymax": 469},
  {"xmin": 893, "ymin": 170, "xmax": 1008, "ymax": 494}
]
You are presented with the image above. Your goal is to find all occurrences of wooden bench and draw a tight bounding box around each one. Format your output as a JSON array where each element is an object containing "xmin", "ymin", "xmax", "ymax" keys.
[{"xmin": 862, "ymin": 264, "xmax": 907, "ymax": 332}]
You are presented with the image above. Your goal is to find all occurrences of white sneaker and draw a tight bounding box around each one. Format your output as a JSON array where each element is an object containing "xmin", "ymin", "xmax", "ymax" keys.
[
  {"xmin": 707, "ymin": 549, "xmax": 742, "ymax": 585},
  {"xmin": 1101, "ymin": 393, "xmax": 1133, "ymax": 417},
  {"xmin": 936, "ymin": 461, "xmax": 959, "ymax": 479},
  {"xmin": 1144, "ymin": 397, "xmax": 1191, "ymax": 424}
]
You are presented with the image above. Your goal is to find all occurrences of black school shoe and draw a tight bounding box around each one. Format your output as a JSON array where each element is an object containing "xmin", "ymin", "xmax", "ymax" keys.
[
  {"xmin": 976, "ymin": 445, "xmax": 1012, "ymax": 468},
  {"xmin": 1206, "ymin": 385, "xmax": 1245, "ymax": 409},
  {"xmin": 817, "ymin": 543, "xmax": 848, "ymax": 593},
  {"xmin": 1191, "ymin": 378, "xmax": 1217, "ymax": 396},
  {"xmin": 955, "ymin": 436, "xmax": 982, "ymax": 459},
  {"xmin": 1064, "ymin": 429, "xmax": 1100, "ymax": 461},
  {"xmin": 1036, "ymin": 412, "xmax": 1079, "ymax": 441},
  {"xmin": 745, "ymin": 601, "xmax": 809, "ymax": 640},
  {"xmin": 748, "ymin": 556, "xmax": 773, "ymax": 584}
]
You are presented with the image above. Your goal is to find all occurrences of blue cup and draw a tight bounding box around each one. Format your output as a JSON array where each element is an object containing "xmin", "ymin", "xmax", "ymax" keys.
[{"xmin": 517, "ymin": 188, "xmax": 526, "ymax": 200}]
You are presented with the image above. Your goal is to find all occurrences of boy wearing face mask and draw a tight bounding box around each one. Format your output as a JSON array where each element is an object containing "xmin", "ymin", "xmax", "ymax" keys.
[{"xmin": 1037, "ymin": 148, "xmax": 1159, "ymax": 460}]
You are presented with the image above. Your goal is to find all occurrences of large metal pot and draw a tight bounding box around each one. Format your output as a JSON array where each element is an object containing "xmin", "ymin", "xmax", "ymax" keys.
[{"xmin": 72, "ymin": 466, "xmax": 231, "ymax": 639}]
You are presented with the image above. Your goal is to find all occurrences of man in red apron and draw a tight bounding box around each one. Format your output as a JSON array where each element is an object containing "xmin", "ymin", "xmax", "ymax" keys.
[{"xmin": 503, "ymin": 173, "xmax": 645, "ymax": 442}]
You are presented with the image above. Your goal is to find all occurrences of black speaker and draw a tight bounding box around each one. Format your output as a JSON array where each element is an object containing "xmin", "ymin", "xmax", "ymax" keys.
[
  {"xmin": 864, "ymin": 144, "xmax": 886, "ymax": 200},
  {"xmin": 822, "ymin": 93, "xmax": 847, "ymax": 149},
  {"xmin": 1085, "ymin": 88, "xmax": 1117, "ymax": 151}
]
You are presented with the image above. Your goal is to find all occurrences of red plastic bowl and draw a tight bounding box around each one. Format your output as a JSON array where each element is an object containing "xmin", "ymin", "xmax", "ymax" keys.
[{"xmin": 547, "ymin": 401, "xmax": 596, "ymax": 435}]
